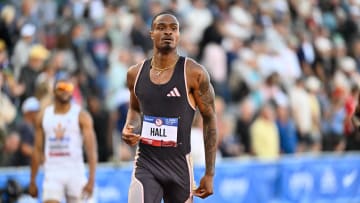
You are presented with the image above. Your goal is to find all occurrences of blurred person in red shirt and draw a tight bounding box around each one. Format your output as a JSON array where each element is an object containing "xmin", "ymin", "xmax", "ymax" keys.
[{"xmin": 346, "ymin": 84, "xmax": 360, "ymax": 151}]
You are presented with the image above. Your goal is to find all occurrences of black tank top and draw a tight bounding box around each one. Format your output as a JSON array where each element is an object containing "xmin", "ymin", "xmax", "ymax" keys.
[{"xmin": 134, "ymin": 56, "xmax": 195, "ymax": 159}]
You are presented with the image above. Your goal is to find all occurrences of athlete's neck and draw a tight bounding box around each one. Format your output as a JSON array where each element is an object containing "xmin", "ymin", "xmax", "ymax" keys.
[
  {"xmin": 54, "ymin": 102, "xmax": 71, "ymax": 114},
  {"xmin": 153, "ymin": 51, "xmax": 179, "ymax": 67}
]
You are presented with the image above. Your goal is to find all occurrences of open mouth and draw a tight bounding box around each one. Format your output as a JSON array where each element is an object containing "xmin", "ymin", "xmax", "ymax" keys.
[{"xmin": 162, "ymin": 38, "xmax": 173, "ymax": 42}]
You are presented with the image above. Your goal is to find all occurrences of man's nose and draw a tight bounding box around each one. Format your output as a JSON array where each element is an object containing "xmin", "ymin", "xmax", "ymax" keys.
[{"xmin": 164, "ymin": 28, "xmax": 173, "ymax": 35}]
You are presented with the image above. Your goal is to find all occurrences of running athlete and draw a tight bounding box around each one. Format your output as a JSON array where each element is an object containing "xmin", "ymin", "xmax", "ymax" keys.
[
  {"xmin": 29, "ymin": 76, "xmax": 98, "ymax": 203},
  {"xmin": 122, "ymin": 13, "xmax": 218, "ymax": 203}
]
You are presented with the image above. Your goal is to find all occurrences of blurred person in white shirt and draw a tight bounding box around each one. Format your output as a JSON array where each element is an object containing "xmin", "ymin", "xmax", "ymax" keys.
[
  {"xmin": 289, "ymin": 77, "xmax": 312, "ymax": 152},
  {"xmin": 183, "ymin": 0, "xmax": 213, "ymax": 44},
  {"xmin": 305, "ymin": 76, "xmax": 322, "ymax": 152},
  {"xmin": 11, "ymin": 23, "xmax": 36, "ymax": 80}
]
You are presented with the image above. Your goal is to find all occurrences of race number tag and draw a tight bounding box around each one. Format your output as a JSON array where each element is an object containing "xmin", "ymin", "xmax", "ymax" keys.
[
  {"xmin": 141, "ymin": 115, "xmax": 179, "ymax": 147},
  {"xmin": 48, "ymin": 136, "xmax": 71, "ymax": 157}
]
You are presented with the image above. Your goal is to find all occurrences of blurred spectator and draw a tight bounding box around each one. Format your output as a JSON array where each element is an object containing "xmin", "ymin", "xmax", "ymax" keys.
[
  {"xmin": 276, "ymin": 99, "xmax": 298, "ymax": 154},
  {"xmin": 297, "ymin": 31, "xmax": 316, "ymax": 76},
  {"xmin": 13, "ymin": 97, "xmax": 39, "ymax": 166},
  {"xmin": 0, "ymin": 39, "xmax": 9, "ymax": 69},
  {"xmin": 289, "ymin": 77, "xmax": 312, "ymax": 152},
  {"xmin": 313, "ymin": 36, "xmax": 336, "ymax": 89},
  {"xmin": 215, "ymin": 97, "xmax": 241, "ymax": 157},
  {"xmin": 72, "ymin": 68, "xmax": 92, "ymax": 105},
  {"xmin": 70, "ymin": 22, "xmax": 96, "ymax": 75},
  {"xmin": 235, "ymin": 98, "xmax": 254, "ymax": 154},
  {"xmin": 35, "ymin": 52, "xmax": 63, "ymax": 110},
  {"xmin": 337, "ymin": 3, "xmax": 359, "ymax": 49},
  {"xmin": 344, "ymin": 84, "xmax": 360, "ymax": 151},
  {"xmin": 0, "ymin": 40, "xmax": 25, "ymax": 101},
  {"xmin": 0, "ymin": 5, "xmax": 16, "ymax": 55},
  {"xmin": 87, "ymin": 21, "xmax": 111, "ymax": 98},
  {"xmin": 333, "ymin": 56, "xmax": 360, "ymax": 93},
  {"xmin": 56, "ymin": 3, "xmax": 76, "ymax": 49},
  {"xmin": 183, "ymin": 0, "xmax": 213, "ymax": 45},
  {"xmin": 351, "ymin": 37, "xmax": 360, "ymax": 72},
  {"xmin": 229, "ymin": 0, "xmax": 253, "ymax": 40},
  {"xmin": 105, "ymin": 1, "xmax": 133, "ymax": 49},
  {"xmin": 16, "ymin": 0, "xmax": 40, "ymax": 28},
  {"xmin": 198, "ymin": 15, "xmax": 224, "ymax": 60},
  {"xmin": 250, "ymin": 103, "xmax": 280, "ymax": 159},
  {"xmin": 37, "ymin": 0, "xmax": 57, "ymax": 26},
  {"xmin": 200, "ymin": 17, "xmax": 231, "ymax": 102},
  {"xmin": 322, "ymin": 88, "xmax": 347, "ymax": 152},
  {"xmin": 218, "ymin": 113, "xmax": 242, "ymax": 157},
  {"xmin": 305, "ymin": 76, "xmax": 322, "ymax": 152},
  {"xmin": 18, "ymin": 44, "xmax": 49, "ymax": 104},
  {"xmin": 0, "ymin": 69, "xmax": 16, "ymax": 132},
  {"xmin": 87, "ymin": 95, "xmax": 112, "ymax": 162},
  {"xmin": 0, "ymin": 131, "xmax": 20, "ymax": 166},
  {"xmin": 88, "ymin": 0, "xmax": 106, "ymax": 23},
  {"xmin": 229, "ymin": 48, "xmax": 258, "ymax": 102},
  {"xmin": 259, "ymin": 72, "xmax": 287, "ymax": 107},
  {"xmin": 11, "ymin": 23, "xmax": 36, "ymax": 80},
  {"xmin": 130, "ymin": 12, "xmax": 152, "ymax": 54},
  {"xmin": 106, "ymin": 49, "xmax": 131, "ymax": 111}
]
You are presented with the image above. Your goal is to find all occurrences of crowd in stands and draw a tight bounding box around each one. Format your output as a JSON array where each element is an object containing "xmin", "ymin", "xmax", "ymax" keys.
[{"xmin": 1, "ymin": 0, "xmax": 360, "ymax": 167}]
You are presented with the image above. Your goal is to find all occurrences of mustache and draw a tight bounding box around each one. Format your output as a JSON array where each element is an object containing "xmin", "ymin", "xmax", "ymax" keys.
[{"xmin": 161, "ymin": 36, "xmax": 174, "ymax": 40}]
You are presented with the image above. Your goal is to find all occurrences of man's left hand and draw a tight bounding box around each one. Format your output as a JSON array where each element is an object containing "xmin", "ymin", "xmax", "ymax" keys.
[
  {"xmin": 82, "ymin": 180, "xmax": 94, "ymax": 199},
  {"xmin": 193, "ymin": 174, "xmax": 214, "ymax": 199}
]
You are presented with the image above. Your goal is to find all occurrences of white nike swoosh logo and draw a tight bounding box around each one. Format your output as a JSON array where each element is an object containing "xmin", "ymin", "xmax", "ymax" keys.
[{"xmin": 343, "ymin": 170, "xmax": 357, "ymax": 187}]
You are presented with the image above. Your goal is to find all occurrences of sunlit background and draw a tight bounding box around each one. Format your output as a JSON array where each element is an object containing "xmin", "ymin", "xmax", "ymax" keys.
[{"xmin": 0, "ymin": 0, "xmax": 360, "ymax": 202}]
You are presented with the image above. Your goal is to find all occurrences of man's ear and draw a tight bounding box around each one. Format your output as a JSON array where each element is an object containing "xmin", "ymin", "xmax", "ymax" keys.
[{"xmin": 149, "ymin": 30, "xmax": 154, "ymax": 39}]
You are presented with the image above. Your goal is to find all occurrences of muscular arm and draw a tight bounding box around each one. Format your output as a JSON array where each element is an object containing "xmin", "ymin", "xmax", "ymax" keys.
[
  {"xmin": 125, "ymin": 90, "xmax": 141, "ymax": 131},
  {"xmin": 124, "ymin": 65, "xmax": 142, "ymax": 132},
  {"xmin": 30, "ymin": 111, "xmax": 44, "ymax": 183},
  {"xmin": 192, "ymin": 65, "xmax": 218, "ymax": 176},
  {"xmin": 352, "ymin": 101, "xmax": 360, "ymax": 128},
  {"xmin": 122, "ymin": 64, "xmax": 142, "ymax": 146},
  {"xmin": 80, "ymin": 111, "xmax": 98, "ymax": 184}
]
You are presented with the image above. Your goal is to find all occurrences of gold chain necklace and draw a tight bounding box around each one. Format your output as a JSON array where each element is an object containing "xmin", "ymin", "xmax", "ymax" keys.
[{"xmin": 151, "ymin": 56, "xmax": 179, "ymax": 76}]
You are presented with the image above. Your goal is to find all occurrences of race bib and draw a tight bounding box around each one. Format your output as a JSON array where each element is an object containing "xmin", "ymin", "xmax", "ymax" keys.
[
  {"xmin": 141, "ymin": 115, "xmax": 179, "ymax": 147},
  {"xmin": 48, "ymin": 136, "xmax": 71, "ymax": 157}
]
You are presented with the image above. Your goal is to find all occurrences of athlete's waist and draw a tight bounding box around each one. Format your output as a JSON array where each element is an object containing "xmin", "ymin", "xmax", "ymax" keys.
[
  {"xmin": 138, "ymin": 142, "xmax": 190, "ymax": 159},
  {"xmin": 44, "ymin": 161, "xmax": 85, "ymax": 172}
]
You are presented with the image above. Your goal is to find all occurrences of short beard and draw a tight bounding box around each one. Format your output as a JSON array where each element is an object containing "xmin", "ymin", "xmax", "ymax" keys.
[
  {"xmin": 56, "ymin": 97, "xmax": 71, "ymax": 104},
  {"xmin": 157, "ymin": 44, "xmax": 174, "ymax": 54}
]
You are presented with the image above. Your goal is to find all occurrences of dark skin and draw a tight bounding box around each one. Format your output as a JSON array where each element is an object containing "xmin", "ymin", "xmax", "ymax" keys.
[
  {"xmin": 122, "ymin": 14, "xmax": 218, "ymax": 199},
  {"xmin": 353, "ymin": 93, "xmax": 360, "ymax": 128},
  {"xmin": 29, "ymin": 80, "xmax": 98, "ymax": 203}
]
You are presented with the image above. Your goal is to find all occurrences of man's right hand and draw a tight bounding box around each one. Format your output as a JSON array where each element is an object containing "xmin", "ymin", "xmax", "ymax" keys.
[
  {"xmin": 29, "ymin": 181, "xmax": 38, "ymax": 198},
  {"xmin": 122, "ymin": 125, "xmax": 141, "ymax": 146}
]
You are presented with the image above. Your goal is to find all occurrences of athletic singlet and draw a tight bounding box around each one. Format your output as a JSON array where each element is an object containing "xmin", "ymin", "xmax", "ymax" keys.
[
  {"xmin": 134, "ymin": 56, "xmax": 195, "ymax": 158},
  {"xmin": 42, "ymin": 104, "xmax": 85, "ymax": 171}
]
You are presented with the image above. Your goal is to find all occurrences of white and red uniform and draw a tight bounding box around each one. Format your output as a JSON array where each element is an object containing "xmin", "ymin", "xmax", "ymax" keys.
[{"xmin": 42, "ymin": 104, "xmax": 87, "ymax": 202}]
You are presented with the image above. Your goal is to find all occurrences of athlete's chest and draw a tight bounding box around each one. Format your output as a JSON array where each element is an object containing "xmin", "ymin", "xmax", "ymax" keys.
[{"xmin": 43, "ymin": 113, "xmax": 80, "ymax": 136}]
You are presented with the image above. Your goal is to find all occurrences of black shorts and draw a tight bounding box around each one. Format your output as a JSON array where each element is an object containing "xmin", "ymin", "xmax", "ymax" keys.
[{"xmin": 128, "ymin": 153, "xmax": 195, "ymax": 203}]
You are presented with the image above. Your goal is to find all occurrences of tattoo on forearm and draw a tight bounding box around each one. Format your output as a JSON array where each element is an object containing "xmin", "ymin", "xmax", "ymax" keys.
[
  {"xmin": 197, "ymin": 79, "xmax": 215, "ymax": 112},
  {"xmin": 196, "ymin": 71, "xmax": 217, "ymax": 175},
  {"xmin": 204, "ymin": 123, "xmax": 217, "ymax": 176}
]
